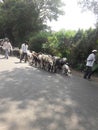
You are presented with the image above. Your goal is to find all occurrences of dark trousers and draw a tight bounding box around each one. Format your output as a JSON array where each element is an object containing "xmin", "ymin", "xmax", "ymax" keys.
[
  {"xmin": 83, "ymin": 66, "xmax": 92, "ymax": 79},
  {"xmin": 20, "ymin": 52, "xmax": 27, "ymax": 62}
]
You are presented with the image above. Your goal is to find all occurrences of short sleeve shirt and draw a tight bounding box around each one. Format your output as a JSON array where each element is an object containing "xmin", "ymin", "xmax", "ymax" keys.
[
  {"xmin": 86, "ymin": 53, "xmax": 95, "ymax": 67},
  {"xmin": 21, "ymin": 43, "xmax": 28, "ymax": 53}
]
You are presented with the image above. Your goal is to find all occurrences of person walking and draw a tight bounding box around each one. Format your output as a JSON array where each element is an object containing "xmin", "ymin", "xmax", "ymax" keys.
[
  {"xmin": 83, "ymin": 49, "xmax": 97, "ymax": 80},
  {"xmin": 20, "ymin": 41, "xmax": 28, "ymax": 63},
  {"xmin": 2, "ymin": 38, "xmax": 13, "ymax": 59}
]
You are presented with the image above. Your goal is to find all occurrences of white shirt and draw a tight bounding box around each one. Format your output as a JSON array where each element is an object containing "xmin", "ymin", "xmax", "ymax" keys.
[
  {"xmin": 3, "ymin": 41, "xmax": 12, "ymax": 52},
  {"xmin": 21, "ymin": 43, "xmax": 28, "ymax": 53},
  {"xmin": 86, "ymin": 53, "xmax": 95, "ymax": 67}
]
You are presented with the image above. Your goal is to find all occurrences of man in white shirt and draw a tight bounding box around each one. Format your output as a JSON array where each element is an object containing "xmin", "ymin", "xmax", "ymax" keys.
[
  {"xmin": 83, "ymin": 49, "xmax": 97, "ymax": 80},
  {"xmin": 20, "ymin": 42, "xmax": 28, "ymax": 63},
  {"xmin": 2, "ymin": 38, "xmax": 13, "ymax": 59}
]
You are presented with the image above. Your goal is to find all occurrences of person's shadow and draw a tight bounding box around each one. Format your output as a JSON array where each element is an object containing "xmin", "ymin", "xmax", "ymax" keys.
[{"xmin": 14, "ymin": 62, "xmax": 21, "ymax": 64}]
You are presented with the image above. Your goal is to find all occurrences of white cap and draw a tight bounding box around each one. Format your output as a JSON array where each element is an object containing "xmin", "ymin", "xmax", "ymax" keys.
[{"xmin": 92, "ymin": 49, "xmax": 97, "ymax": 53}]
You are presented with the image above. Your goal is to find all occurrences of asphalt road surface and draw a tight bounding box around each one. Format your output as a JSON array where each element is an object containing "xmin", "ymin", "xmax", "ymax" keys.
[{"xmin": 0, "ymin": 55, "xmax": 98, "ymax": 130}]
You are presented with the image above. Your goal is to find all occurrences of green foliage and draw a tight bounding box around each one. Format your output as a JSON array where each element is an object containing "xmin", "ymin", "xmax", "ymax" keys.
[
  {"xmin": 0, "ymin": 0, "xmax": 64, "ymax": 46},
  {"xmin": 69, "ymin": 27, "xmax": 98, "ymax": 71},
  {"xmin": 29, "ymin": 31, "xmax": 50, "ymax": 52},
  {"xmin": 41, "ymin": 30, "xmax": 76, "ymax": 57}
]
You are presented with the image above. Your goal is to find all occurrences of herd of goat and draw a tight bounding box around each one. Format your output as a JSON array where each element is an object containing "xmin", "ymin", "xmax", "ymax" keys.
[
  {"xmin": 12, "ymin": 47, "xmax": 72, "ymax": 76},
  {"xmin": 0, "ymin": 38, "xmax": 71, "ymax": 76},
  {"xmin": 25, "ymin": 50, "xmax": 71, "ymax": 76}
]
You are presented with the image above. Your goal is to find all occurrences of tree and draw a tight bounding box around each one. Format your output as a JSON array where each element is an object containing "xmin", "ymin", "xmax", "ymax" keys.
[
  {"xmin": 29, "ymin": 31, "xmax": 50, "ymax": 52},
  {"xmin": 78, "ymin": 0, "xmax": 98, "ymax": 22},
  {"xmin": 0, "ymin": 0, "xmax": 64, "ymax": 46}
]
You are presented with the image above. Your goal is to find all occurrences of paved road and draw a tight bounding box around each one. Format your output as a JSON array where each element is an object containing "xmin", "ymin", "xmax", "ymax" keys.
[{"xmin": 0, "ymin": 55, "xmax": 98, "ymax": 130}]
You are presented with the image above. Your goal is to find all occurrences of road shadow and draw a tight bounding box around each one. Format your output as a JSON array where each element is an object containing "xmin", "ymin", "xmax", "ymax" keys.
[{"xmin": 0, "ymin": 66, "xmax": 98, "ymax": 130}]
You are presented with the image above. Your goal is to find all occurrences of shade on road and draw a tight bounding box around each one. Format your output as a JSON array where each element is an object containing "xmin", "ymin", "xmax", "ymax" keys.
[{"xmin": 0, "ymin": 55, "xmax": 98, "ymax": 130}]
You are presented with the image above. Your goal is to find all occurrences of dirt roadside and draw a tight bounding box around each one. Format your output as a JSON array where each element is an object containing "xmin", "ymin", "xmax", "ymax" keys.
[{"xmin": 71, "ymin": 69, "xmax": 98, "ymax": 82}]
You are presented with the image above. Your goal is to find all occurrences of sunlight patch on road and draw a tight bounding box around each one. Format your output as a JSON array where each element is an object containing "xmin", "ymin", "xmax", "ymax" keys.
[{"xmin": 0, "ymin": 96, "xmax": 91, "ymax": 130}]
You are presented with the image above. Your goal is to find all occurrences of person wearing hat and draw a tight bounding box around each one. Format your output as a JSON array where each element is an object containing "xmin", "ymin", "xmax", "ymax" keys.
[
  {"xmin": 2, "ymin": 38, "xmax": 13, "ymax": 59},
  {"xmin": 83, "ymin": 49, "xmax": 97, "ymax": 80}
]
